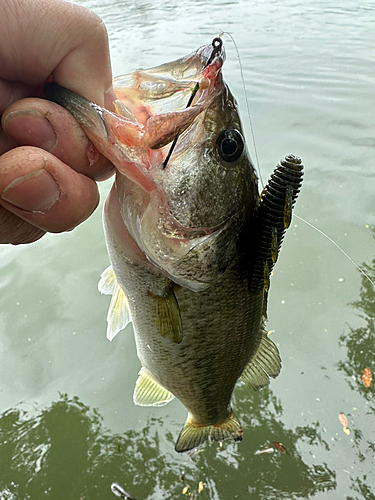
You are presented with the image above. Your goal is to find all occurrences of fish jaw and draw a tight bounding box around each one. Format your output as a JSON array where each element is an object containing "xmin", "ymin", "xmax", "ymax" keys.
[
  {"xmin": 99, "ymin": 40, "xmax": 226, "ymax": 186},
  {"xmin": 44, "ymin": 82, "xmax": 157, "ymax": 192}
]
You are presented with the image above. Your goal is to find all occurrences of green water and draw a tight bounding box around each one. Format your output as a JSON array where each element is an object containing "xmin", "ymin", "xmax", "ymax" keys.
[{"xmin": 1, "ymin": 1, "xmax": 374, "ymax": 499}]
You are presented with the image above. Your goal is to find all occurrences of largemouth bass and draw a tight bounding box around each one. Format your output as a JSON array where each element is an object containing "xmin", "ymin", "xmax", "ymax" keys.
[{"xmin": 45, "ymin": 37, "xmax": 303, "ymax": 453}]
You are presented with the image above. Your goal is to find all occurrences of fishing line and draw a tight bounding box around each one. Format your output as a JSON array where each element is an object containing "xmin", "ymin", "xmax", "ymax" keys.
[
  {"xmin": 220, "ymin": 31, "xmax": 264, "ymax": 187},
  {"xmin": 293, "ymin": 214, "xmax": 375, "ymax": 289},
  {"xmin": 221, "ymin": 31, "xmax": 374, "ymax": 290},
  {"xmin": 163, "ymin": 37, "xmax": 223, "ymax": 169}
]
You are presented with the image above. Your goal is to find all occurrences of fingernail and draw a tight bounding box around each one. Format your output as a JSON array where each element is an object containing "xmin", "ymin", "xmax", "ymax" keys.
[
  {"xmin": 104, "ymin": 86, "xmax": 117, "ymax": 111},
  {"xmin": 3, "ymin": 109, "xmax": 57, "ymax": 151},
  {"xmin": 1, "ymin": 169, "xmax": 60, "ymax": 212}
]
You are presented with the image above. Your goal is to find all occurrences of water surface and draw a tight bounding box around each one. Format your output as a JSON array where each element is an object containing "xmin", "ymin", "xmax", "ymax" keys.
[{"xmin": 1, "ymin": 1, "xmax": 374, "ymax": 499}]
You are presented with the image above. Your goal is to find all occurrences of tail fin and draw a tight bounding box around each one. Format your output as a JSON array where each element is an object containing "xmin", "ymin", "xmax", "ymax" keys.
[{"xmin": 175, "ymin": 411, "xmax": 243, "ymax": 453}]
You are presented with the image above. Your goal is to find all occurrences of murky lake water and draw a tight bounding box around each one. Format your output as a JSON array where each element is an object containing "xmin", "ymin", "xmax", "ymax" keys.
[{"xmin": 1, "ymin": 1, "xmax": 375, "ymax": 499}]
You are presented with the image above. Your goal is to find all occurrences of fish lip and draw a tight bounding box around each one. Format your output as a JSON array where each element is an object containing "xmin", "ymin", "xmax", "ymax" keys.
[
  {"xmin": 149, "ymin": 43, "xmax": 225, "ymax": 169},
  {"xmin": 193, "ymin": 42, "xmax": 225, "ymax": 104}
]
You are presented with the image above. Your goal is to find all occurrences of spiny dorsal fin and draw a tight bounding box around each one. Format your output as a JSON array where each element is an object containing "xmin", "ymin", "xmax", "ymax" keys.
[
  {"xmin": 240, "ymin": 327, "xmax": 281, "ymax": 391},
  {"xmin": 175, "ymin": 411, "xmax": 243, "ymax": 453},
  {"xmin": 98, "ymin": 266, "xmax": 132, "ymax": 341},
  {"xmin": 133, "ymin": 368, "xmax": 174, "ymax": 407}
]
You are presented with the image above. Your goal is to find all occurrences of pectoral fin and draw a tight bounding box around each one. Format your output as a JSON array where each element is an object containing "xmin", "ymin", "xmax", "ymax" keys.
[
  {"xmin": 98, "ymin": 265, "xmax": 117, "ymax": 295},
  {"xmin": 133, "ymin": 368, "xmax": 174, "ymax": 406},
  {"xmin": 175, "ymin": 411, "xmax": 243, "ymax": 453},
  {"xmin": 240, "ymin": 327, "xmax": 281, "ymax": 391},
  {"xmin": 98, "ymin": 266, "xmax": 132, "ymax": 341},
  {"xmin": 150, "ymin": 288, "xmax": 183, "ymax": 344}
]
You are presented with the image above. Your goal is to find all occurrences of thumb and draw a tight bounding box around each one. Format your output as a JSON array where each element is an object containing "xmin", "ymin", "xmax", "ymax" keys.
[{"xmin": 0, "ymin": 0, "xmax": 115, "ymax": 110}]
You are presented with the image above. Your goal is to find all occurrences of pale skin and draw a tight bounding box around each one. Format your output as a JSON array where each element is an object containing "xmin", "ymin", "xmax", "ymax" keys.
[{"xmin": 0, "ymin": 0, "xmax": 116, "ymax": 244}]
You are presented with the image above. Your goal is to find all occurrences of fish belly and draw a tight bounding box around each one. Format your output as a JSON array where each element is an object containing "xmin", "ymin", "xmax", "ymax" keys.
[{"xmin": 104, "ymin": 182, "xmax": 264, "ymax": 426}]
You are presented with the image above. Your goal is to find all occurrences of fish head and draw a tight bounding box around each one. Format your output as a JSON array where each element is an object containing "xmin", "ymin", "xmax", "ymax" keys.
[
  {"xmin": 111, "ymin": 39, "xmax": 259, "ymax": 289},
  {"xmin": 114, "ymin": 38, "xmax": 256, "ymax": 223},
  {"xmin": 44, "ymin": 38, "xmax": 259, "ymax": 290}
]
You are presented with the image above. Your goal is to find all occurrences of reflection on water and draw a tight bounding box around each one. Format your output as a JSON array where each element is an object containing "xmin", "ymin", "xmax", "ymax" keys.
[
  {"xmin": 0, "ymin": 391, "xmax": 337, "ymax": 500},
  {"xmin": 337, "ymin": 226, "xmax": 375, "ymax": 500},
  {"xmin": 3, "ymin": 230, "xmax": 375, "ymax": 500},
  {"xmin": 338, "ymin": 229, "xmax": 375, "ymax": 403}
]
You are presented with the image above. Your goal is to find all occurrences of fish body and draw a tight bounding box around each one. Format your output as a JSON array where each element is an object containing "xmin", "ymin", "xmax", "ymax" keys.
[{"xmin": 44, "ymin": 38, "xmax": 303, "ymax": 452}]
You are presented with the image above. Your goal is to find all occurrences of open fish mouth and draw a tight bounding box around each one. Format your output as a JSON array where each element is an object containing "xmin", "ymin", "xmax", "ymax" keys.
[
  {"xmin": 112, "ymin": 37, "xmax": 225, "ymax": 124},
  {"xmin": 110, "ymin": 37, "xmax": 226, "ymax": 171},
  {"xmin": 44, "ymin": 38, "xmax": 226, "ymax": 193}
]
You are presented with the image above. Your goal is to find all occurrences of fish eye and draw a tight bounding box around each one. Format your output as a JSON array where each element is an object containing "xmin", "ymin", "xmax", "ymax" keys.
[{"xmin": 216, "ymin": 128, "xmax": 244, "ymax": 163}]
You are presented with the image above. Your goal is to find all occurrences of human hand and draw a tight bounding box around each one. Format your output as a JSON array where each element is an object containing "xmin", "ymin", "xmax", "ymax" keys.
[{"xmin": 0, "ymin": 0, "xmax": 116, "ymax": 244}]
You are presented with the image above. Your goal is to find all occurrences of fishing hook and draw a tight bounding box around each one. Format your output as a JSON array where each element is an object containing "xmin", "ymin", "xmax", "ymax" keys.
[{"xmin": 162, "ymin": 37, "xmax": 223, "ymax": 169}]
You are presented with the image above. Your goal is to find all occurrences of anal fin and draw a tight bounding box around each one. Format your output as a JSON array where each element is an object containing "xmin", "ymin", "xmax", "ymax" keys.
[
  {"xmin": 175, "ymin": 411, "xmax": 243, "ymax": 453},
  {"xmin": 240, "ymin": 326, "xmax": 281, "ymax": 391},
  {"xmin": 133, "ymin": 367, "xmax": 174, "ymax": 407}
]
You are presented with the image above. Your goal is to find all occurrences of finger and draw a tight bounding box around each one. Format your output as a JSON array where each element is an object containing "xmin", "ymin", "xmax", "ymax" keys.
[
  {"xmin": 0, "ymin": 126, "xmax": 16, "ymax": 156},
  {"xmin": 2, "ymin": 98, "xmax": 114, "ymax": 181},
  {"xmin": 0, "ymin": 146, "xmax": 100, "ymax": 235},
  {"xmin": 0, "ymin": 79, "xmax": 37, "ymax": 115},
  {"xmin": 0, "ymin": 206, "xmax": 45, "ymax": 245},
  {"xmin": 1, "ymin": 0, "xmax": 114, "ymax": 108}
]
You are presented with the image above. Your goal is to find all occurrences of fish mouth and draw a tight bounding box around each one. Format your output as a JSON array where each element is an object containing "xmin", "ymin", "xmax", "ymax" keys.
[
  {"xmin": 111, "ymin": 38, "xmax": 226, "ymax": 166},
  {"xmin": 43, "ymin": 39, "xmax": 227, "ymax": 196}
]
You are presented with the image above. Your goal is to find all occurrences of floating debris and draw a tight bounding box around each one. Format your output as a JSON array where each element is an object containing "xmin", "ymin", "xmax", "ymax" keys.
[
  {"xmin": 272, "ymin": 441, "xmax": 290, "ymax": 455},
  {"xmin": 182, "ymin": 485, "xmax": 190, "ymax": 495},
  {"xmin": 254, "ymin": 447, "xmax": 274, "ymax": 455},
  {"xmin": 198, "ymin": 481, "xmax": 206, "ymax": 494},
  {"xmin": 338, "ymin": 412, "xmax": 348, "ymax": 428},
  {"xmin": 338, "ymin": 412, "xmax": 350, "ymax": 435},
  {"xmin": 362, "ymin": 367, "xmax": 372, "ymax": 388},
  {"xmin": 111, "ymin": 483, "xmax": 135, "ymax": 500}
]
